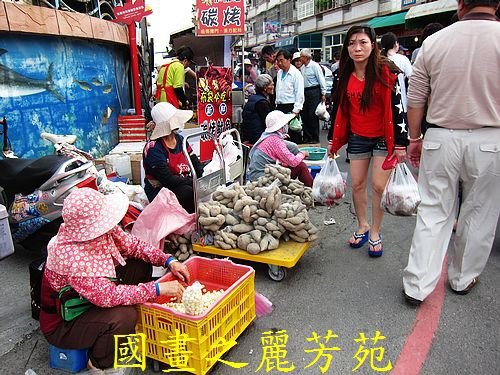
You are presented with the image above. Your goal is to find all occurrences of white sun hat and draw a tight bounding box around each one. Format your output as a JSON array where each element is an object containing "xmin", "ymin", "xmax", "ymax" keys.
[
  {"xmin": 265, "ymin": 110, "xmax": 296, "ymax": 133},
  {"xmin": 150, "ymin": 102, "xmax": 193, "ymax": 140}
]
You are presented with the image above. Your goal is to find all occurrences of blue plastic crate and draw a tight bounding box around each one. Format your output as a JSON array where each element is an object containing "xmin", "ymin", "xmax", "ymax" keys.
[{"xmin": 49, "ymin": 345, "xmax": 89, "ymax": 373}]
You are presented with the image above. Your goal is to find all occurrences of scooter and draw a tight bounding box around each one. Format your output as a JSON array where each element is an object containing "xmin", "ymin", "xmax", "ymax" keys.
[{"xmin": 0, "ymin": 116, "xmax": 97, "ymax": 253}]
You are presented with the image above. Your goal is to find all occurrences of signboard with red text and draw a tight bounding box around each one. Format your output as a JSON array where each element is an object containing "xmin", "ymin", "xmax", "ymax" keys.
[
  {"xmin": 196, "ymin": 0, "xmax": 245, "ymax": 36},
  {"xmin": 114, "ymin": 0, "xmax": 152, "ymax": 24},
  {"xmin": 197, "ymin": 66, "xmax": 233, "ymax": 161}
]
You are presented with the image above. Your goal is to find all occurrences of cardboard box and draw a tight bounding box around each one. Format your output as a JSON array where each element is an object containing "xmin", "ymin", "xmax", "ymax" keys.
[{"xmin": 129, "ymin": 153, "xmax": 143, "ymax": 185}]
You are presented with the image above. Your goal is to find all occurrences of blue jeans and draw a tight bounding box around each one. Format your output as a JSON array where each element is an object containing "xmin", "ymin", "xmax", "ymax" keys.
[{"xmin": 346, "ymin": 133, "xmax": 388, "ymax": 160}]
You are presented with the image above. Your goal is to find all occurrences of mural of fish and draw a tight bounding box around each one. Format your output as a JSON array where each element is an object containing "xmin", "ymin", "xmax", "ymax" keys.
[
  {"xmin": 102, "ymin": 83, "xmax": 113, "ymax": 94},
  {"xmin": 0, "ymin": 49, "xmax": 65, "ymax": 102},
  {"xmin": 74, "ymin": 79, "xmax": 93, "ymax": 91},
  {"xmin": 101, "ymin": 106, "xmax": 113, "ymax": 125}
]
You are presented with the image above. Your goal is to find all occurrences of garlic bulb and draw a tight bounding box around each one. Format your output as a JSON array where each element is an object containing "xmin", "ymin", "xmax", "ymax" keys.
[{"xmin": 162, "ymin": 282, "xmax": 225, "ymax": 316}]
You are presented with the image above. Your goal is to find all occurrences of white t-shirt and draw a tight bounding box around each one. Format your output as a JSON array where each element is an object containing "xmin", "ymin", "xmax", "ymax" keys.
[{"xmin": 389, "ymin": 53, "xmax": 413, "ymax": 111}]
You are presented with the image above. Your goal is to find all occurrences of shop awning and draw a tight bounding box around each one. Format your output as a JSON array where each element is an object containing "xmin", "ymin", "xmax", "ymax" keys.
[
  {"xmin": 367, "ymin": 12, "xmax": 408, "ymax": 29},
  {"xmin": 275, "ymin": 36, "xmax": 296, "ymax": 48},
  {"xmin": 406, "ymin": 0, "xmax": 456, "ymax": 20},
  {"xmin": 274, "ymin": 33, "xmax": 322, "ymax": 49}
]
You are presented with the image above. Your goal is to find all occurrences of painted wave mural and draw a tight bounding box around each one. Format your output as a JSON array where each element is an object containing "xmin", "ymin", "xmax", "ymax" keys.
[{"xmin": 0, "ymin": 34, "xmax": 131, "ymax": 158}]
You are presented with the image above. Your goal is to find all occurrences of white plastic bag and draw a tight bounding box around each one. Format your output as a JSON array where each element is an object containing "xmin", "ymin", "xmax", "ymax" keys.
[
  {"xmin": 381, "ymin": 163, "xmax": 421, "ymax": 216},
  {"xmin": 202, "ymin": 149, "xmax": 230, "ymax": 178},
  {"xmin": 315, "ymin": 102, "xmax": 330, "ymax": 122},
  {"xmin": 312, "ymin": 157, "xmax": 347, "ymax": 206},
  {"xmin": 203, "ymin": 134, "xmax": 242, "ymax": 182},
  {"xmin": 220, "ymin": 133, "xmax": 242, "ymax": 167}
]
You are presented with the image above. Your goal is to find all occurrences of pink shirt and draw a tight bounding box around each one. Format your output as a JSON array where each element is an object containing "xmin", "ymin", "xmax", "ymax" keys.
[
  {"xmin": 256, "ymin": 135, "xmax": 305, "ymax": 167},
  {"xmin": 45, "ymin": 227, "xmax": 169, "ymax": 307}
]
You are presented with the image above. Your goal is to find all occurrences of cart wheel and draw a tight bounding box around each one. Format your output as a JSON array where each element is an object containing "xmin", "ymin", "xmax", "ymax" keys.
[
  {"xmin": 152, "ymin": 359, "xmax": 160, "ymax": 372},
  {"xmin": 268, "ymin": 265, "xmax": 287, "ymax": 281}
]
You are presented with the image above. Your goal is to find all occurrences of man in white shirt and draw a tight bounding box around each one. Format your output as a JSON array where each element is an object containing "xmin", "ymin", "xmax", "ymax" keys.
[
  {"xmin": 402, "ymin": 0, "xmax": 500, "ymax": 306},
  {"xmin": 381, "ymin": 33, "xmax": 413, "ymax": 111},
  {"xmin": 299, "ymin": 49, "xmax": 326, "ymax": 144},
  {"xmin": 275, "ymin": 49, "xmax": 305, "ymax": 144}
]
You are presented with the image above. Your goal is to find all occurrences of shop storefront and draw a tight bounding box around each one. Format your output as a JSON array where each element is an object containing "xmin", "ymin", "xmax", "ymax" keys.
[
  {"xmin": 275, "ymin": 33, "xmax": 322, "ymax": 51},
  {"xmin": 367, "ymin": 11, "xmax": 421, "ymax": 52}
]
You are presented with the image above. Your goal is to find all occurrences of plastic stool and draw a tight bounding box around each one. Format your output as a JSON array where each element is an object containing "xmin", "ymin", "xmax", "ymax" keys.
[
  {"xmin": 49, "ymin": 345, "xmax": 89, "ymax": 373},
  {"xmin": 309, "ymin": 165, "xmax": 321, "ymax": 179}
]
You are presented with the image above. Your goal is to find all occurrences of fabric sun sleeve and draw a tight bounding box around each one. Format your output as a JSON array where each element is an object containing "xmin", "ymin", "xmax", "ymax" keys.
[
  {"xmin": 69, "ymin": 276, "xmax": 157, "ymax": 307},
  {"xmin": 266, "ymin": 137, "xmax": 305, "ymax": 167},
  {"xmin": 111, "ymin": 226, "xmax": 170, "ymax": 267}
]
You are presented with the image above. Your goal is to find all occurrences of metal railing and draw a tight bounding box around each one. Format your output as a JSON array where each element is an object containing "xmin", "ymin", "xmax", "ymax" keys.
[{"xmin": 316, "ymin": 0, "xmax": 360, "ymax": 13}]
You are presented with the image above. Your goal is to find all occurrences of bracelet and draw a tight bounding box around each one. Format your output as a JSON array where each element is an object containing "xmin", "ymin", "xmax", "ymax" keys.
[
  {"xmin": 165, "ymin": 256, "xmax": 178, "ymax": 269},
  {"xmin": 409, "ymin": 134, "xmax": 423, "ymax": 142},
  {"xmin": 154, "ymin": 282, "xmax": 160, "ymax": 296}
]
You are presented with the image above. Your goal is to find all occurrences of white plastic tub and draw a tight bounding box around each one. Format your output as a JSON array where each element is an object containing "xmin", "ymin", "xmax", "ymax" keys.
[{"xmin": 0, "ymin": 204, "xmax": 15, "ymax": 260}]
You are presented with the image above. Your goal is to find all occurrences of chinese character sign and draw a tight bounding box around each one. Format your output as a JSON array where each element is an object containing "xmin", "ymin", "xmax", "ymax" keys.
[
  {"xmin": 197, "ymin": 0, "xmax": 245, "ymax": 36},
  {"xmin": 197, "ymin": 66, "xmax": 233, "ymax": 161},
  {"xmin": 113, "ymin": 0, "xmax": 152, "ymax": 24}
]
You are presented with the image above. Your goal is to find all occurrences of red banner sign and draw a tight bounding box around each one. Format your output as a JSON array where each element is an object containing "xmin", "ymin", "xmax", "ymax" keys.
[
  {"xmin": 196, "ymin": 0, "xmax": 245, "ymax": 37},
  {"xmin": 197, "ymin": 66, "xmax": 233, "ymax": 161},
  {"xmin": 114, "ymin": 0, "xmax": 152, "ymax": 24}
]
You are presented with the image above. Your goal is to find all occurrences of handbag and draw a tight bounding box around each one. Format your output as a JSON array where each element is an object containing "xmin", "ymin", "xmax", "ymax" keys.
[
  {"xmin": 58, "ymin": 277, "xmax": 121, "ymax": 321},
  {"xmin": 58, "ymin": 285, "xmax": 93, "ymax": 322}
]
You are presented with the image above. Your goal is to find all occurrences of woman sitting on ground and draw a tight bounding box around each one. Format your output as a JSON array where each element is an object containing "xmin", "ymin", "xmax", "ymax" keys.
[
  {"xmin": 247, "ymin": 110, "xmax": 313, "ymax": 187},
  {"xmin": 40, "ymin": 188, "xmax": 190, "ymax": 370},
  {"xmin": 143, "ymin": 102, "xmax": 204, "ymax": 213},
  {"xmin": 241, "ymin": 74, "xmax": 275, "ymax": 145}
]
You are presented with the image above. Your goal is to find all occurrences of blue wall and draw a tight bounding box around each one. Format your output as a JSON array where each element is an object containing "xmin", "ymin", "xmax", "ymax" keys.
[{"xmin": 0, "ymin": 34, "xmax": 131, "ymax": 158}]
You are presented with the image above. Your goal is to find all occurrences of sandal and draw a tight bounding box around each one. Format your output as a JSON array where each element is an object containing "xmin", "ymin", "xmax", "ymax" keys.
[
  {"xmin": 368, "ymin": 236, "xmax": 383, "ymax": 257},
  {"xmin": 349, "ymin": 230, "xmax": 369, "ymax": 248},
  {"xmin": 452, "ymin": 277, "xmax": 478, "ymax": 295}
]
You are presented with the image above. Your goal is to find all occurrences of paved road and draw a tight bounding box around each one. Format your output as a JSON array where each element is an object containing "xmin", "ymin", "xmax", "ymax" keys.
[{"xmin": 0, "ymin": 129, "xmax": 498, "ymax": 374}]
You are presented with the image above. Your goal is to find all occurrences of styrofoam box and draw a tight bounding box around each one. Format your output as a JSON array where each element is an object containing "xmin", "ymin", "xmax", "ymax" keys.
[{"xmin": 0, "ymin": 204, "xmax": 15, "ymax": 260}]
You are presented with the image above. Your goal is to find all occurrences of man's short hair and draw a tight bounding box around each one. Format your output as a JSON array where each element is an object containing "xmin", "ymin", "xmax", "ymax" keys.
[
  {"xmin": 176, "ymin": 46, "xmax": 194, "ymax": 62},
  {"xmin": 276, "ymin": 49, "xmax": 293, "ymax": 60},
  {"xmin": 255, "ymin": 74, "xmax": 273, "ymax": 91},
  {"xmin": 261, "ymin": 45, "xmax": 276, "ymax": 58}
]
